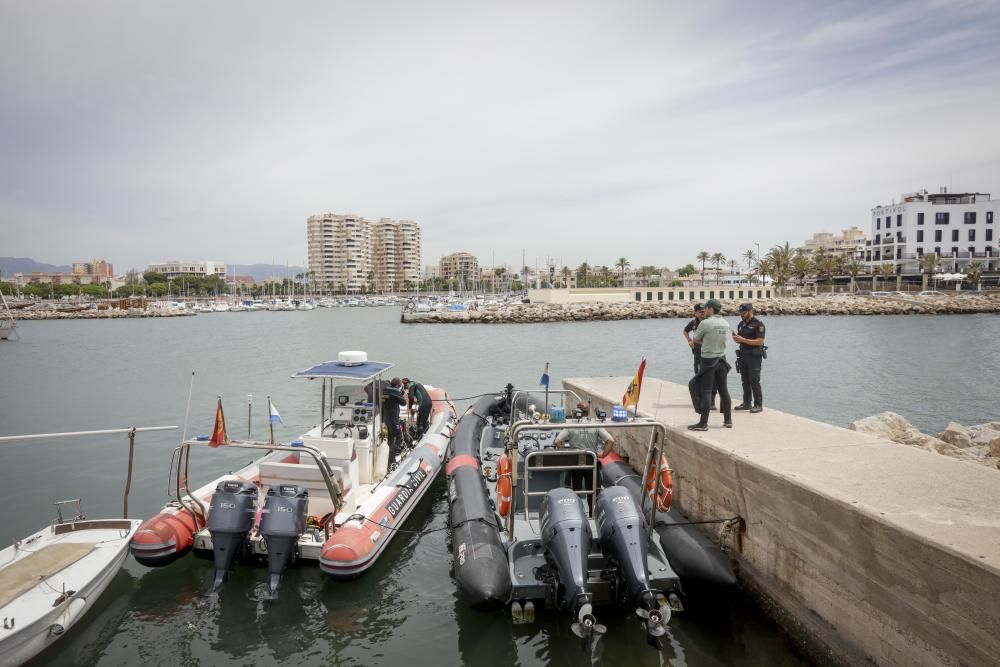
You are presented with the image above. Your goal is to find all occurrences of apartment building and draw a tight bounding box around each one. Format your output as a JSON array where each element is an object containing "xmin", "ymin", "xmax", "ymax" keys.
[
  {"xmin": 147, "ymin": 260, "xmax": 227, "ymax": 278},
  {"xmin": 307, "ymin": 213, "xmax": 421, "ymax": 294},
  {"xmin": 799, "ymin": 227, "xmax": 867, "ymax": 260},
  {"xmin": 866, "ymin": 188, "xmax": 999, "ymax": 274},
  {"xmin": 438, "ymin": 252, "xmax": 480, "ymax": 284},
  {"xmin": 72, "ymin": 259, "xmax": 114, "ymax": 277}
]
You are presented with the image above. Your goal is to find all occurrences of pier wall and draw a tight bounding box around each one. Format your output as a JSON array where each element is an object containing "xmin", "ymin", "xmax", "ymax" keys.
[{"xmin": 564, "ymin": 377, "xmax": 1000, "ymax": 667}]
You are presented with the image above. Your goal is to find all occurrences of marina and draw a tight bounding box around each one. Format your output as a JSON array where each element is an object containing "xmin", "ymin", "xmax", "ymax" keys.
[{"xmin": 1, "ymin": 307, "xmax": 998, "ymax": 665}]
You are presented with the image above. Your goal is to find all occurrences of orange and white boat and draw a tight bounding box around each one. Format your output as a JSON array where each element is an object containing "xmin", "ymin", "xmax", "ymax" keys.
[{"xmin": 130, "ymin": 351, "xmax": 457, "ymax": 596}]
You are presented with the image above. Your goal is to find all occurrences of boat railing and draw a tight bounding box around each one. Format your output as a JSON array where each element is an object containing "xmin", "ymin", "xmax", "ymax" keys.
[
  {"xmin": 509, "ymin": 389, "xmax": 585, "ymax": 417},
  {"xmin": 506, "ymin": 419, "xmax": 668, "ymax": 530},
  {"xmin": 521, "ymin": 449, "xmax": 599, "ymax": 529},
  {"xmin": 184, "ymin": 438, "xmax": 345, "ymax": 521}
]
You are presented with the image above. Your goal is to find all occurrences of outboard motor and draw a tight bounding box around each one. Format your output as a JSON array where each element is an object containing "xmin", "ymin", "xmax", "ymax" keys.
[
  {"xmin": 596, "ymin": 485, "xmax": 669, "ymax": 646},
  {"xmin": 206, "ymin": 478, "xmax": 257, "ymax": 592},
  {"xmin": 539, "ymin": 488, "xmax": 605, "ymax": 643},
  {"xmin": 259, "ymin": 484, "xmax": 309, "ymax": 599}
]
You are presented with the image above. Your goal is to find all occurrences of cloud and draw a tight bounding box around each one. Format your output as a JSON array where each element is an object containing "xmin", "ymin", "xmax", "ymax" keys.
[{"xmin": 1, "ymin": 0, "xmax": 999, "ymax": 272}]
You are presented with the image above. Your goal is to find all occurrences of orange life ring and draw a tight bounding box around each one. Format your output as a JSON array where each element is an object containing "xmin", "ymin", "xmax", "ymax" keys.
[
  {"xmin": 496, "ymin": 454, "xmax": 512, "ymax": 517},
  {"xmin": 647, "ymin": 455, "xmax": 674, "ymax": 511}
]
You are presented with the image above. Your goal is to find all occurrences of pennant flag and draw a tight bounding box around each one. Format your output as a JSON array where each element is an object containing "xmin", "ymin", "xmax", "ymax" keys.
[
  {"xmin": 269, "ymin": 402, "xmax": 283, "ymax": 424},
  {"xmin": 622, "ymin": 358, "xmax": 646, "ymax": 408},
  {"xmin": 209, "ymin": 397, "xmax": 228, "ymax": 447},
  {"xmin": 540, "ymin": 362, "xmax": 550, "ymax": 387}
]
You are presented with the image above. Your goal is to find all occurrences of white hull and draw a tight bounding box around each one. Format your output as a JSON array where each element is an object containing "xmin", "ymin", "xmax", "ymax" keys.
[{"xmin": 0, "ymin": 519, "xmax": 140, "ymax": 667}]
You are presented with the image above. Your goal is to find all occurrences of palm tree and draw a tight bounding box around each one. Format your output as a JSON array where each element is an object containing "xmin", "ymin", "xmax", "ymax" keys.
[
  {"xmin": 765, "ymin": 244, "xmax": 792, "ymax": 294},
  {"xmin": 920, "ymin": 253, "xmax": 939, "ymax": 291},
  {"xmin": 576, "ymin": 262, "xmax": 590, "ymax": 288},
  {"xmin": 561, "ymin": 266, "xmax": 571, "ymax": 288},
  {"xmin": 696, "ymin": 251, "xmax": 710, "ymax": 285},
  {"xmin": 710, "ymin": 252, "xmax": 725, "ymax": 285},
  {"xmin": 728, "ymin": 259, "xmax": 738, "ymax": 276},
  {"xmin": 965, "ymin": 261, "xmax": 983, "ymax": 291},
  {"xmin": 845, "ymin": 260, "xmax": 864, "ymax": 293},
  {"xmin": 791, "ymin": 254, "xmax": 811, "ymax": 293},
  {"xmin": 617, "ymin": 257, "xmax": 630, "ymax": 286},
  {"xmin": 742, "ymin": 249, "xmax": 756, "ymax": 275},
  {"xmin": 878, "ymin": 262, "xmax": 895, "ymax": 292}
]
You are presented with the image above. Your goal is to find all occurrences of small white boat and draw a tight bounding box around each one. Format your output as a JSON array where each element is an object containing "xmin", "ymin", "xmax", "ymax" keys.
[
  {"xmin": 1, "ymin": 291, "xmax": 17, "ymax": 340},
  {"xmin": 0, "ymin": 507, "xmax": 140, "ymax": 666}
]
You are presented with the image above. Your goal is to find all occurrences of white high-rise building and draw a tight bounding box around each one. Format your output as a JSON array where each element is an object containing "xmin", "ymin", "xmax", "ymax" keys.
[
  {"xmin": 866, "ymin": 188, "xmax": 999, "ymax": 274},
  {"xmin": 146, "ymin": 260, "xmax": 227, "ymax": 278},
  {"xmin": 307, "ymin": 213, "xmax": 421, "ymax": 294}
]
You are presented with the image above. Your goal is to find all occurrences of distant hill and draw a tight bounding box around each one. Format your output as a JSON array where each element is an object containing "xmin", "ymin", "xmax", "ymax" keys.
[
  {"xmin": 236, "ymin": 264, "xmax": 308, "ymax": 282},
  {"xmin": 0, "ymin": 257, "xmax": 72, "ymax": 276}
]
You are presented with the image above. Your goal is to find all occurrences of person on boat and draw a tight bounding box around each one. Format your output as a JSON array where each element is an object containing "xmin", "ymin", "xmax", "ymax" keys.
[
  {"xmin": 554, "ymin": 426, "xmax": 615, "ymax": 510},
  {"xmin": 402, "ymin": 378, "xmax": 432, "ymax": 439},
  {"xmin": 381, "ymin": 378, "xmax": 407, "ymax": 464}
]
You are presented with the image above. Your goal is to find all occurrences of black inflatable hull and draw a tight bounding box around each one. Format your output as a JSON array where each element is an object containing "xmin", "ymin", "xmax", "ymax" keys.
[
  {"xmin": 447, "ymin": 395, "xmax": 512, "ymax": 610},
  {"xmin": 601, "ymin": 459, "xmax": 737, "ymax": 588}
]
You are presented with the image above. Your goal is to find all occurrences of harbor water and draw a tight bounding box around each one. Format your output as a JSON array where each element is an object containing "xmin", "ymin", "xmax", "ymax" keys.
[{"xmin": 2, "ymin": 308, "xmax": 997, "ymax": 666}]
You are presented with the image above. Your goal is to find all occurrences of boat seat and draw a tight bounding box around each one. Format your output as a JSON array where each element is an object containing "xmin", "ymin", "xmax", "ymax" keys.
[{"xmin": 259, "ymin": 461, "xmax": 352, "ymax": 517}]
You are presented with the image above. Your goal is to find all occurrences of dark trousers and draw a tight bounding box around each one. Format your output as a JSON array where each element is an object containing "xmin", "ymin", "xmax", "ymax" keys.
[
  {"xmin": 740, "ymin": 353, "xmax": 763, "ymax": 407},
  {"xmin": 415, "ymin": 400, "xmax": 431, "ymax": 438},
  {"xmin": 692, "ymin": 349, "xmax": 717, "ymax": 404},
  {"xmin": 688, "ymin": 357, "xmax": 732, "ymax": 426},
  {"xmin": 385, "ymin": 418, "xmax": 403, "ymax": 462}
]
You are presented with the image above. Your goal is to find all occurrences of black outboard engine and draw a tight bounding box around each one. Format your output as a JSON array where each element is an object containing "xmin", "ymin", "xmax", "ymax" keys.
[
  {"xmin": 539, "ymin": 488, "xmax": 605, "ymax": 642},
  {"xmin": 259, "ymin": 484, "xmax": 308, "ymax": 599},
  {"xmin": 206, "ymin": 478, "xmax": 257, "ymax": 592},
  {"xmin": 596, "ymin": 485, "xmax": 669, "ymax": 645}
]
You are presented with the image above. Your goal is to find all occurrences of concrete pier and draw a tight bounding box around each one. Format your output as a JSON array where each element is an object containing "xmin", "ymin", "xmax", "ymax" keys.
[{"xmin": 564, "ymin": 376, "xmax": 1000, "ymax": 667}]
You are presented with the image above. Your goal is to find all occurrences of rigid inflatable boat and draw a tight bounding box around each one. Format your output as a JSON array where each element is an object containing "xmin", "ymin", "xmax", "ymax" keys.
[
  {"xmin": 446, "ymin": 387, "xmax": 736, "ymax": 647},
  {"xmin": 131, "ymin": 351, "xmax": 457, "ymax": 596}
]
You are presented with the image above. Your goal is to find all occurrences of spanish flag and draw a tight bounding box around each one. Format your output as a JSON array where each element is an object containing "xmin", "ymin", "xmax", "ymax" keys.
[
  {"xmin": 209, "ymin": 397, "xmax": 228, "ymax": 447},
  {"xmin": 622, "ymin": 357, "xmax": 646, "ymax": 408}
]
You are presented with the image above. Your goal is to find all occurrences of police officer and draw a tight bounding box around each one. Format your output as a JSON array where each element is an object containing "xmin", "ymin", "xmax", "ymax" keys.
[
  {"xmin": 733, "ymin": 303, "xmax": 765, "ymax": 413},
  {"xmin": 683, "ymin": 303, "xmax": 716, "ymax": 410},
  {"xmin": 380, "ymin": 377, "xmax": 407, "ymax": 465}
]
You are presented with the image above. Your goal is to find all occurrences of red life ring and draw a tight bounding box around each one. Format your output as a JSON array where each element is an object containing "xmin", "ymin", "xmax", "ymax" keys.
[
  {"xmin": 496, "ymin": 454, "xmax": 512, "ymax": 517},
  {"xmin": 647, "ymin": 455, "xmax": 674, "ymax": 511}
]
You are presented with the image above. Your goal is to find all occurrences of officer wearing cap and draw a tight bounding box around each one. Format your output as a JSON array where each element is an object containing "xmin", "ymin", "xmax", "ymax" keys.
[
  {"xmin": 733, "ymin": 303, "xmax": 766, "ymax": 413},
  {"xmin": 683, "ymin": 303, "xmax": 716, "ymax": 409},
  {"xmin": 687, "ymin": 299, "xmax": 733, "ymax": 431}
]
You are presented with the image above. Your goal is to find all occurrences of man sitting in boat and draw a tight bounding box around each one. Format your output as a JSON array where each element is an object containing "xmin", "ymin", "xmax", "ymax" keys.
[
  {"xmin": 381, "ymin": 378, "xmax": 407, "ymax": 466},
  {"xmin": 402, "ymin": 377, "xmax": 432, "ymax": 439},
  {"xmin": 554, "ymin": 426, "xmax": 615, "ymax": 509}
]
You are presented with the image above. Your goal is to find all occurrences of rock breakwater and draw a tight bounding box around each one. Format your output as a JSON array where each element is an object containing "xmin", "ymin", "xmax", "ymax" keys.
[
  {"xmin": 401, "ymin": 294, "xmax": 1000, "ymax": 324},
  {"xmin": 850, "ymin": 412, "xmax": 1000, "ymax": 470},
  {"xmin": 13, "ymin": 309, "xmax": 195, "ymax": 320}
]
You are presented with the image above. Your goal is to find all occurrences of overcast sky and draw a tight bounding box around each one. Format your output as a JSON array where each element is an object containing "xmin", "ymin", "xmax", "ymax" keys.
[{"xmin": 3, "ymin": 0, "xmax": 1000, "ymax": 273}]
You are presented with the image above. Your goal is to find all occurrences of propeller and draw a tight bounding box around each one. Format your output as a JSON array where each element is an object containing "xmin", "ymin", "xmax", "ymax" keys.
[
  {"xmin": 570, "ymin": 603, "xmax": 607, "ymax": 640},
  {"xmin": 637, "ymin": 605, "xmax": 670, "ymax": 649}
]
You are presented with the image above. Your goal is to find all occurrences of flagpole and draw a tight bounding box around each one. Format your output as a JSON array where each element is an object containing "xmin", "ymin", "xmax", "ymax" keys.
[
  {"xmin": 544, "ymin": 361, "xmax": 549, "ymax": 417},
  {"xmin": 268, "ymin": 395, "xmax": 274, "ymax": 445},
  {"xmin": 247, "ymin": 394, "xmax": 252, "ymax": 440}
]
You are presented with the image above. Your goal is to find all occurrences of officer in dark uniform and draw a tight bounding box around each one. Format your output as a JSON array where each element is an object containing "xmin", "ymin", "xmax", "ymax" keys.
[
  {"xmin": 380, "ymin": 377, "xmax": 407, "ymax": 464},
  {"xmin": 683, "ymin": 303, "xmax": 716, "ymax": 410},
  {"xmin": 733, "ymin": 303, "xmax": 765, "ymax": 413}
]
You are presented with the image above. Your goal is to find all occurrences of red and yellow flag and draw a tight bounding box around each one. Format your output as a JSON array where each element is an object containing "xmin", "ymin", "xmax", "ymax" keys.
[
  {"xmin": 622, "ymin": 358, "xmax": 646, "ymax": 408},
  {"xmin": 209, "ymin": 397, "xmax": 227, "ymax": 447}
]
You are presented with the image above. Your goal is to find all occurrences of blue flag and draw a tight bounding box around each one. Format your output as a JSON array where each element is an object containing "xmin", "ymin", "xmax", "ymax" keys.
[
  {"xmin": 269, "ymin": 402, "xmax": 283, "ymax": 424},
  {"xmin": 540, "ymin": 362, "xmax": 550, "ymax": 387}
]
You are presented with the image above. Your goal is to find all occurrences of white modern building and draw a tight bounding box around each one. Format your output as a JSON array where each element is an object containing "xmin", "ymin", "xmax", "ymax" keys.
[
  {"xmin": 866, "ymin": 188, "xmax": 998, "ymax": 274},
  {"xmin": 307, "ymin": 213, "xmax": 421, "ymax": 294},
  {"xmin": 146, "ymin": 261, "xmax": 227, "ymax": 278}
]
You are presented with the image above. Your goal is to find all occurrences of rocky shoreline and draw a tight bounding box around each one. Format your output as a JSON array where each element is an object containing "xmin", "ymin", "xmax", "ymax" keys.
[
  {"xmin": 11, "ymin": 309, "xmax": 195, "ymax": 320},
  {"xmin": 401, "ymin": 294, "xmax": 1000, "ymax": 324},
  {"xmin": 850, "ymin": 413, "xmax": 1000, "ymax": 470}
]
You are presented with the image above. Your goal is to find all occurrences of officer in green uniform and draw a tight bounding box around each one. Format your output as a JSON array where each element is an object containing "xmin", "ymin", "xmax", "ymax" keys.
[
  {"xmin": 687, "ymin": 299, "xmax": 733, "ymax": 431},
  {"xmin": 733, "ymin": 303, "xmax": 766, "ymax": 413}
]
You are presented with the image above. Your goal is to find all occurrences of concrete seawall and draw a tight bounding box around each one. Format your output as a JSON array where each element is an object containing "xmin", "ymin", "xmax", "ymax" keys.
[{"xmin": 564, "ymin": 376, "xmax": 1000, "ymax": 667}]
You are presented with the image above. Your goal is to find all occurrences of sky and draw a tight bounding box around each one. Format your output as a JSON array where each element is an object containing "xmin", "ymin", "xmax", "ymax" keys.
[{"xmin": 2, "ymin": 0, "xmax": 1000, "ymax": 273}]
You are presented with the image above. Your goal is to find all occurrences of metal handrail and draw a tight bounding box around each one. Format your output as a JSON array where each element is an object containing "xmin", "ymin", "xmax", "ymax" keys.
[
  {"xmin": 186, "ymin": 438, "xmax": 345, "ymax": 517},
  {"xmin": 509, "ymin": 389, "xmax": 584, "ymax": 417},
  {"xmin": 504, "ymin": 418, "xmax": 668, "ymax": 533},
  {"xmin": 521, "ymin": 448, "xmax": 598, "ymax": 530}
]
